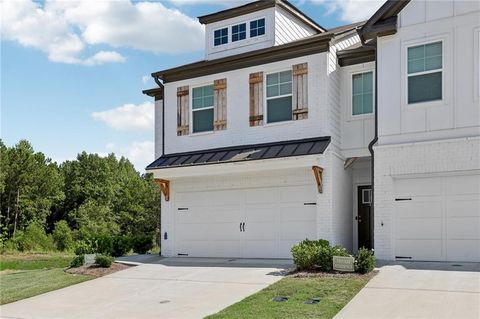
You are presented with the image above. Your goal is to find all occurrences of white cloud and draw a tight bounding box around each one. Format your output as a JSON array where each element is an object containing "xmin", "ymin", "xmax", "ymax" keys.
[
  {"xmin": 169, "ymin": 0, "xmax": 247, "ymax": 6},
  {"xmin": 1, "ymin": 0, "xmax": 204, "ymax": 65},
  {"xmin": 142, "ymin": 75, "xmax": 151, "ymax": 84},
  {"xmin": 105, "ymin": 141, "xmax": 154, "ymax": 172},
  {"xmin": 311, "ymin": 0, "xmax": 384, "ymax": 23},
  {"xmin": 92, "ymin": 102, "xmax": 154, "ymax": 132}
]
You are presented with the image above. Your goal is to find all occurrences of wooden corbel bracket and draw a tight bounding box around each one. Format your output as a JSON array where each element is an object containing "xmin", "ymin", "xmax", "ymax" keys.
[
  {"xmin": 311, "ymin": 166, "xmax": 324, "ymax": 193},
  {"xmin": 154, "ymin": 178, "xmax": 170, "ymax": 201}
]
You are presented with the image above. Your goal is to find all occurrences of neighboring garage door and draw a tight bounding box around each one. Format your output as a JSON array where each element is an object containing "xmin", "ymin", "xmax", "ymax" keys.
[
  {"xmin": 174, "ymin": 184, "xmax": 317, "ymax": 259},
  {"xmin": 394, "ymin": 173, "xmax": 480, "ymax": 262}
]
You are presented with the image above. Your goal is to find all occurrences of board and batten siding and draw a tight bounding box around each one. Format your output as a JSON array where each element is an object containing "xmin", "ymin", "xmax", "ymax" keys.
[
  {"xmin": 274, "ymin": 6, "xmax": 316, "ymax": 45},
  {"xmin": 377, "ymin": 0, "xmax": 480, "ymax": 145}
]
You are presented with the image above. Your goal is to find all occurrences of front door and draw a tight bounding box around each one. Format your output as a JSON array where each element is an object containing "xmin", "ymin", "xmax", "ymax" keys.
[{"xmin": 357, "ymin": 186, "xmax": 372, "ymax": 250}]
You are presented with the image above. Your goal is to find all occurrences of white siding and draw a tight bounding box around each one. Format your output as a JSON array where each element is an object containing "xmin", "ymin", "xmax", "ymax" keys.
[
  {"xmin": 340, "ymin": 62, "xmax": 375, "ymax": 157},
  {"xmin": 154, "ymin": 98, "xmax": 163, "ymax": 159},
  {"xmin": 377, "ymin": 0, "xmax": 480, "ymax": 145},
  {"xmin": 274, "ymin": 6, "xmax": 316, "ymax": 45},
  {"xmin": 162, "ymin": 53, "xmax": 329, "ymax": 155}
]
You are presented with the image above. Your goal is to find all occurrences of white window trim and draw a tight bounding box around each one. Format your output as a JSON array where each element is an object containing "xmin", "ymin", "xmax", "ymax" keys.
[
  {"xmin": 190, "ymin": 84, "xmax": 215, "ymax": 135},
  {"xmin": 264, "ymin": 69, "xmax": 293, "ymax": 125},
  {"xmin": 403, "ymin": 37, "xmax": 446, "ymax": 108},
  {"xmin": 213, "ymin": 27, "xmax": 229, "ymax": 47},
  {"xmin": 249, "ymin": 17, "xmax": 266, "ymax": 39},
  {"xmin": 348, "ymin": 69, "xmax": 375, "ymax": 121}
]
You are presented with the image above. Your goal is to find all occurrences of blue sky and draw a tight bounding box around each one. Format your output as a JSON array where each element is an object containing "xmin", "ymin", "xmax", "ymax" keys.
[{"xmin": 1, "ymin": 0, "xmax": 383, "ymax": 172}]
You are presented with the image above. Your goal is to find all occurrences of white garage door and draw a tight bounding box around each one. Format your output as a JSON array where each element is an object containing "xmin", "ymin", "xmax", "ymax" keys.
[
  {"xmin": 174, "ymin": 184, "xmax": 317, "ymax": 259},
  {"xmin": 394, "ymin": 174, "xmax": 480, "ymax": 262}
]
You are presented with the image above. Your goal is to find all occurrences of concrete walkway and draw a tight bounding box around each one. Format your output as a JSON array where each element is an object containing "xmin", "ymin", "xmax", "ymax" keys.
[
  {"xmin": 1, "ymin": 256, "xmax": 293, "ymax": 319},
  {"xmin": 335, "ymin": 261, "xmax": 480, "ymax": 319}
]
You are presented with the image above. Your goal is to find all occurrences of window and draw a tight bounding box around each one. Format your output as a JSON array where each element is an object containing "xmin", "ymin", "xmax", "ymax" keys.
[
  {"xmin": 214, "ymin": 28, "xmax": 228, "ymax": 46},
  {"xmin": 266, "ymin": 71, "xmax": 292, "ymax": 123},
  {"xmin": 362, "ymin": 189, "xmax": 372, "ymax": 204},
  {"xmin": 232, "ymin": 23, "xmax": 246, "ymax": 42},
  {"xmin": 352, "ymin": 71, "xmax": 373, "ymax": 116},
  {"xmin": 407, "ymin": 41, "xmax": 443, "ymax": 104},
  {"xmin": 250, "ymin": 18, "xmax": 265, "ymax": 38},
  {"xmin": 192, "ymin": 85, "xmax": 214, "ymax": 133}
]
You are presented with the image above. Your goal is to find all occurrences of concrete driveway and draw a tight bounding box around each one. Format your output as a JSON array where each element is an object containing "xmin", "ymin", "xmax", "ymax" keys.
[
  {"xmin": 335, "ymin": 261, "xmax": 480, "ymax": 319},
  {"xmin": 1, "ymin": 256, "xmax": 292, "ymax": 319}
]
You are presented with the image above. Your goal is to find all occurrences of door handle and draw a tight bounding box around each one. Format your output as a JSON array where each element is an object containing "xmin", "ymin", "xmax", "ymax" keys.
[
  {"xmin": 242, "ymin": 222, "xmax": 245, "ymax": 232},
  {"xmin": 240, "ymin": 222, "xmax": 242, "ymax": 232}
]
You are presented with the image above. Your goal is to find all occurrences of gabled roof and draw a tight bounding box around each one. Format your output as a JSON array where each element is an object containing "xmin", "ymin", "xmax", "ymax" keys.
[
  {"xmin": 359, "ymin": 0, "xmax": 410, "ymax": 41},
  {"xmin": 198, "ymin": 0, "xmax": 326, "ymax": 33},
  {"xmin": 147, "ymin": 136, "xmax": 330, "ymax": 170}
]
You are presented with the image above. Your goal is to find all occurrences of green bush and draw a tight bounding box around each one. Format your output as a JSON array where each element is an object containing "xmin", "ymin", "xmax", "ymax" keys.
[
  {"xmin": 70, "ymin": 255, "xmax": 85, "ymax": 268},
  {"xmin": 94, "ymin": 235, "xmax": 114, "ymax": 255},
  {"xmin": 74, "ymin": 241, "xmax": 95, "ymax": 255},
  {"xmin": 112, "ymin": 236, "xmax": 133, "ymax": 257},
  {"xmin": 15, "ymin": 223, "xmax": 55, "ymax": 252},
  {"xmin": 355, "ymin": 248, "xmax": 375, "ymax": 274},
  {"xmin": 53, "ymin": 220, "xmax": 74, "ymax": 251},
  {"xmin": 316, "ymin": 245, "xmax": 349, "ymax": 271},
  {"xmin": 95, "ymin": 254, "xmax": 113, "ymax": 268},
  {"xmin": 132, "ymin": 235, "xmax": 153, "ymax": 254},
  {"xmin": 291, "ymin": 239, "xmax": 330, "ymax": 270}
]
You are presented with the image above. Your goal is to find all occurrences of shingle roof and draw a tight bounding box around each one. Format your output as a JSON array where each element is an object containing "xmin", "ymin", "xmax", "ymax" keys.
[{"xmin": 146, "ymin": 136, "xmax": 330, "ymax": 170}]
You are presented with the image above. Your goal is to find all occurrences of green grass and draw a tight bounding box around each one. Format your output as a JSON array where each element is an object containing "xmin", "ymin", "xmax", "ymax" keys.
[
  {"xmin": 206, "ymin": 274, "xmax": 374, "ymax": 319},
  {"xmin": 0, "ymin": 268, "xmax": 92, "ymax": 304},
  {"xmin": 0, "ymin": 254, "xmax": 73, "ymax": 271}
]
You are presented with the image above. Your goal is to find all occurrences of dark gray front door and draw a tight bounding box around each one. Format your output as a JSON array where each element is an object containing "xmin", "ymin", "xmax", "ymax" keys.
[{"xmin": 357, "ymin": 185, "xmax": 372, "ymax": 250}]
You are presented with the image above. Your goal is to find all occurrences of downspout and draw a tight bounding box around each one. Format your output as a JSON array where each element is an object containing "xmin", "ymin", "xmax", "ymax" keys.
[
  {"xmin": 365, "ymin": 40, "xmax": 378, "ymax": 251},
  {"xmin": 154, "ymin": 76, "xmax": 166, "ymax": 156}
]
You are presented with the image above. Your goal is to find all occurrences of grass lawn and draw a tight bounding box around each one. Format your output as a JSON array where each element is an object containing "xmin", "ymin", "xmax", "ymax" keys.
[
  {"xmin": 0, "ymin": 253, "xmax": 92, "ymax": 305},
  {"xmin": 206, "ymin": 273, "xmax": 375, "ymax": 319}
]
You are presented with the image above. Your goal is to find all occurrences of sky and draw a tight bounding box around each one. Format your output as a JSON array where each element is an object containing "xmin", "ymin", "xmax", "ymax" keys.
[{"xmin": 1, "ymin": 0, "xmax": 385, "ymax": 172}]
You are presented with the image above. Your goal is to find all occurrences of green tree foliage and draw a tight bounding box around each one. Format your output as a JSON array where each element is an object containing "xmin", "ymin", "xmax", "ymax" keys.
[{"xmin": 0, "ymin": 139, "xmax": 161, "ymax": 251}]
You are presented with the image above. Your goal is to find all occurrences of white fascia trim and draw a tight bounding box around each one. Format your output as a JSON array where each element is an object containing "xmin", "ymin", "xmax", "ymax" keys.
[
  {"xmin": 374, "ymin": 135, "xmax": 480, "ymax": 150},
  {"xmin": 149, "ymin": 154, "xmax": 325, "ymax": 179}
]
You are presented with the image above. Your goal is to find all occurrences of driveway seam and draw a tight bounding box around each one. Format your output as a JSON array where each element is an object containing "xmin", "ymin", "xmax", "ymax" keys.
[
  {"xmin": 365, "ymin": 286, "xmax": 480, "ymax": 294},
  {"xmin": 103, "ymin": 276, "xmax": 275, "ymax": 285}
]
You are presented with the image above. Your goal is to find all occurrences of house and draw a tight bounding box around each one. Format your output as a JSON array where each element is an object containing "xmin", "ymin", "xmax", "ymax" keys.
[{"xmin": 143, "ymin": 0, "xmax": 480, "ymax": 262}]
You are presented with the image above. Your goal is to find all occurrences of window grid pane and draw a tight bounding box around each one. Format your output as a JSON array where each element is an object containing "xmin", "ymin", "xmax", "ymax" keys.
[
  {"xmin": 266, "ymin": 71, "xmax": 291, "ymax": 98},
  {"xmin": 250, "ymin": 18, "xmax": 265, "ymax": 38},
  {"xmin": 352, "ymin": 71, "xmax": 373, "ymax": 116},
  {"xmin": 214, "ymin": 28, "xmax": 228, "ymax": 46},
  {"xmin": 408, "ymin": 41, "xmax": 442, "ymax": 74},
  {"xmin": 232, "ymin": 23, "xmax": 246, "ymax": 42}
]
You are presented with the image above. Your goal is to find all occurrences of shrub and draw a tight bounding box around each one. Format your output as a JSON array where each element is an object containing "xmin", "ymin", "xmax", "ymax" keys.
[
  {"xmin": 15, "ymin": 223, "xmax": 55, "ymax": 252},
  {"xmin": 316, "ymin": 245, "xmax": 349, "ymax": 271},
  {"xmin": 94, "ymin": 235, "xmax": 114, "ymax": 255},
  {"xmin": 355, "ymin": 248, "xmax": 375, "ymax": 274},
  {"xmin": 70, "ymin": 255, "xmax": 85, "ymax": 268},
  {"xmin": 112, "ymin": 236, "xmax": 133, "ymax": 257},
  {"xmin": 291, "ymin": 239, "xmax": 330, "ymax": 270},
  {"xmin": 95, "ymin": 254, "xmax": 113, "ymax": 268},
  {"xmin": 53, "ymin": 220, "xmax": 74, "ymax": 251},
  {"xmin": 74, "ymin": 241, "xmax": 95, "ymax": 255},
  {"xmin": 132, "ymin": 235, "xmax": 153, "ymax": 254}
]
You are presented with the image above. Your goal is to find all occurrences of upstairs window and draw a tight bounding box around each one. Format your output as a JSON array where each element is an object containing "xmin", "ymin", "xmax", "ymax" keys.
[
  {"xmin": 232, "ymin": 23, "xmax": 246, "ymax": 42},
  {"xmin": 214, "ymin": 28, "xmax": 228, "ymax": 46},
  {"xmin": 192, "ymin": 85, "xmax": 214, "ymax": 133},
  {"xmin": 352, "ymin": 71, "xmax": 373, "ymax": 116},
  {"xmin": 266, "ymin": 71, "xmax": 292, "ymax": 123},
  {"xmin": 250, "ymin": 18, "xmax": 265, "ymax": 38},
  {"xmin": 407, "ymin": 41, "xmax": 443, "ymax": 104}
]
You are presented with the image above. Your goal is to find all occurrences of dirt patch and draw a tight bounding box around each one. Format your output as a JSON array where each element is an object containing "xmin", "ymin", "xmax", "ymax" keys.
[
  {"xmin": 289, "ymin": 269, "xmax": 378, "ymax": 279},
  {"xmin": 65, "ymin": 263, "xmax": 132, "ymax": 277}
]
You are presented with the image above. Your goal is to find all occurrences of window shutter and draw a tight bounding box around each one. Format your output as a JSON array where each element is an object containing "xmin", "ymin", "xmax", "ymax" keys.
[
  {"xmin": 213, "ymin": 79, "xmax": 227, "ymax": 131},
  {"xmin": 249, "ymin": 72, "xmax": 264, "ymax": 126},
  {"xmin": 177, "ymin": 86, "xmax": 189, "ymax": 136},
  {"xmin": 292, "ymin": 63, "xmax": 308, "ymax": 120}
]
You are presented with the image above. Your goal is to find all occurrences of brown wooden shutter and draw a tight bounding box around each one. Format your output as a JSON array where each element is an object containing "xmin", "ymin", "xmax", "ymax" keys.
[
  {"xmin": 292, "ymin": 63, "xmax": 308, "ymax": 120},
  {"xmin": 176, "ymin": 85, "xmax": 189, "ymax": 136},
  {"xmin": 214, "ymin": 79, "xmax": 227, "ymax": 131},
  {"xmin": 249, "ymin": 72, "xmax": 264, "ymax": 126}
]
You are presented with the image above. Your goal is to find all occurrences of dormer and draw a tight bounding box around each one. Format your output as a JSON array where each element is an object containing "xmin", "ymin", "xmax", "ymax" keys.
[{"xmin": 198, "ymin": 0, "xmax": 326, "ymax": 60}]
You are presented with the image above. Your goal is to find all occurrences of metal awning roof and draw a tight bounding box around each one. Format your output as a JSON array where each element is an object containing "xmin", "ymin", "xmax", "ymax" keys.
[{"xmin": 146, "ymin": 136, "xmax": 330, "ymax": 170}]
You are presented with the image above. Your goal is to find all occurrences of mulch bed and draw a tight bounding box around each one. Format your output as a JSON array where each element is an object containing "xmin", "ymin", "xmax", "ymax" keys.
[
  {"xmin": 289, "ymin": 269, "xmax": 378, "ymax": 279},
  {"xmin": 65, "ymin": 262, "xmax": 132, "ymax": 277}
]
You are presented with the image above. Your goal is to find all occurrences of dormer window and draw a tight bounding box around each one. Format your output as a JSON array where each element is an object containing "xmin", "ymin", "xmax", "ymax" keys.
[
  {"xmin": 214, "ymin": 28, "xmax": 228, "ymax": 46},
  {"xmin": 250, "ymin": 18, "xmax": 265, "ymax": 38},
  {"xmin": 232, "ymin": 23, "xmax": 246, "ymax": 42}
]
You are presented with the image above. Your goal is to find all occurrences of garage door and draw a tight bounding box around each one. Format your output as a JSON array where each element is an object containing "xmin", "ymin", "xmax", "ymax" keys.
[
  {"xmin": 394, "ymin": 173, "xmax": 480, "ymax": 262},
  {"xmin": 174, "ymin": 184, "xmax": 317, "ymax": 259}
]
